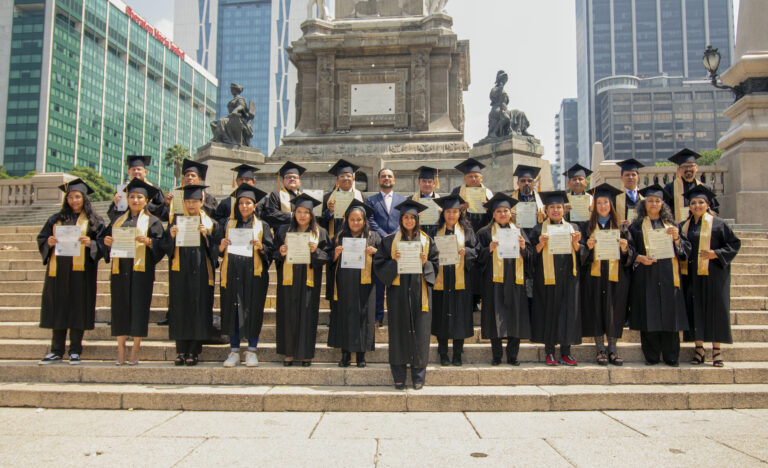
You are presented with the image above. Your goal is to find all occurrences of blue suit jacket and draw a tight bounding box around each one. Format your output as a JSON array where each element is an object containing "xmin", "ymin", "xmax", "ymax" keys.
[{"xmin": 366, "ymin": 192, "xmax": 407, "ymax": 238}]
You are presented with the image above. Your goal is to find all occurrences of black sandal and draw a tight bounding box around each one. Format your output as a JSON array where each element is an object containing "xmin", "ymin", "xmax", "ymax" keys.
[
  {"xmin": 608, "ymin": 352, "xmax": 623, "ymax": 366},
  {"xmin": 596, "ymin": 351, "xmax": 608, "ymax": 366},
  {"xmin": 712, "ymin": 347, "xmax": 724, "ymax": 367},
  {"xmin": 185, "ymin": 354, "xmax": 198, "ymax": 366},
  {"xmin": 174, "ymin": 354, "xmax": 185, "ymax": 366},
  {"xmin": 691, "ymin": 346, "xmax": 705, "ymax": 365}
]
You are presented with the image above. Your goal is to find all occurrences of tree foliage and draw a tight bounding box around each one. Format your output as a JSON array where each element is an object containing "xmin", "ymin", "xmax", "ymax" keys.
[
  {"xmin": 654, "ymin": 149, "xmax": 724, "ymax": 167},
  {"xmin": 0, "ymin": 166, "xmax": 36, "ymax": 179},
  {"xmin": 164, "ymin": 144, "xmax": 189, "ymax": 186},
  {"xmin": 68, "ymin": 166, "xmax": 114, "ymax": 202}
]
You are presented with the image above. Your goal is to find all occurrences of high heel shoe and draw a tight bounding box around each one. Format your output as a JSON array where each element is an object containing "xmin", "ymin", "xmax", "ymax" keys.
[
  {"xmin": 691, "ymin": 345, "xmax": 705, "ymax": 365},
  {"xmin": 174, "ymin": 354, "xmax": 185, "ymax": 366},
  {"xmin": 712, "ymin": 347, "xmax": 724, "ymax": 367}
]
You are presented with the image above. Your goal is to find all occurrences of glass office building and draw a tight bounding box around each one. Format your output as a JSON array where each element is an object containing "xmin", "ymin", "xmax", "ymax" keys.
[
  {"xmin": 0, "ymin": 0, "xmax": 218, "ymax": 190},
  {"xmin": 554, "ymin": 98, "xmax": 580, "ymax": 189}
]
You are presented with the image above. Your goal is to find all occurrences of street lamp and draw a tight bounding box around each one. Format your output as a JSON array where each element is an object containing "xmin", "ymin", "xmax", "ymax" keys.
[{"xmin": 702, "ymin": 45, "xmax": 734, "ymax": 91}]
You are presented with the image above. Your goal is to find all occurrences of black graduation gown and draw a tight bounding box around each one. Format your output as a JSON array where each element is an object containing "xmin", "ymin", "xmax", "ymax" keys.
[
  {"xmin": 262, "ymin": 189, "xmax": 300, "ymax": 230},
  {"xmin": 682, "ymin": 216, "xmax": 740, "ymax": 343},
  {"xmin": 579, "ymin": 222, "xmax": 634, "ymax": 339},
  {"xmin": 38, "ymin": 214, "xmax": 104, "ymax": 330},
  {"xmin": 373, "ymin": 232, "xmax": 439, "ymax": 368},
  {"xmin": 450, "ymin": 186, "xmax": 490, "ymax": 296},
  {"xmin": 431, "ymin": 227, "xmax": 478, "ymax": 340},
  {"xmin": 273, "ymin": 224, "xmax": 331, "ymax": 360},
  {"xmin": 160, "ymin": 216, "xmax": 219, "ymax": 341},
  {"xmin": 327, "ymin": 231, "xmax": 382, "ymax": 352},
  {"xmin": 628, "ymin": 218, "xmax": 690, "ymax": 332},
  {"xmin": 529, "ymin": 221, "xmax": 583, "ymax": 346},
  {"xmin": 216, "ymin": 217, "xmax": 274, "ymax": 339},
  {"xmin": 664, "ymin": 179, "xmax": 720, "ymax": 216},
  {"xmin": 107, "ymin": 187, "xmax": 165, "ymax": 222},
  {"xmin": 159, "ymin": 192, "xmax": 218, "ymax": 222},
  {"xmin": 321, "ymin": 190, "xmax": 367, "ymax": 301},
  {"xmin": 476, "ymin": 224, "xmax": 532, "ymax": 340},
  {"xmin": 99, "ymin": 213, "xmax": 165, "ymax": 337}
]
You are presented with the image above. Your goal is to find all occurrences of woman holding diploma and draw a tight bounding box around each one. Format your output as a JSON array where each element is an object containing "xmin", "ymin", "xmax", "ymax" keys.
[
  {"xmin": 430, "ymin": 194, "xmax": 478, "ymax": 367},
  {"xmin": 374, "ymin": 200, "xmax": 439, "ymax": 390},
  {"xmin": 476, "ymin": 193, "xmax": 531, "ymax": 366},
  {"xmin": 580, "ymin": 183, "xmax": 633, "ymax": 366},
  {"xmin": 530, "ymin": 191, "xmax": 584, "ymax": 366},
  {"xmin": 680, "ymin": 186, "xmax": 740, "ymax": 367},
  {"xmin": 628, "ymin": 184, "xmax": 690, "ymax": 366},
  {"xmin": 216, "ymin": 184, "xmax": 274, "ymax": 368},
  {"xmin": 273, "ymin": 193, "xmax": 331, "ymax": 367},
  {"xmin": 328, "ymin": 199, "xmax": 381, "ymax": 367},
  {"xmin": 99, "ymin": 179, "xmax": 165, "ymax": 365},
  {"xmin": 37, "ymin": 179, "xmax": 104, "ymax": 365},
  {"xmin": 160, "ymin": 184, "xmax": 219, "ymax": 366}
]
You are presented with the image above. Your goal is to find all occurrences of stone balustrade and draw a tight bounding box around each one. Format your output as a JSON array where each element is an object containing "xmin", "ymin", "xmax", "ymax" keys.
[
  {"xmin": 591, "ymin": 160, "xmax": 727, "ymax": 196},
  {"xmin": 0, "ymin": 173, "xmax": 76, "ymax": 207}
]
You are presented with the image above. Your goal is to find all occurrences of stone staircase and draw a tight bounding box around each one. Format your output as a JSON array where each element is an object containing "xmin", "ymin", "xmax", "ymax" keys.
[
  {"xmin": 0, "ymin": 225, "xmax": 767, "ymax": 412},
  {"xmin": 0, "ymin": 202, "xmax": 112, "ymax": 227}
]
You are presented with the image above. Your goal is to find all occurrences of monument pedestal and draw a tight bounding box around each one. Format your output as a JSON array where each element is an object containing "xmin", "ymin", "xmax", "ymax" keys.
[
  {"xmin": 194, "ymin": 143, "xmax": 265, "ymax": 196},
  {"xmin": 469, "ymin": 136, "xmax": 552, "ymax": 192}
]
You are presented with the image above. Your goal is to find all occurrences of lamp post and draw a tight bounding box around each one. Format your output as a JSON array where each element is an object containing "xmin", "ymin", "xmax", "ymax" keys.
[{"xmin": 702, "ymin": 45, "xmax": 735, "ymax": 92}]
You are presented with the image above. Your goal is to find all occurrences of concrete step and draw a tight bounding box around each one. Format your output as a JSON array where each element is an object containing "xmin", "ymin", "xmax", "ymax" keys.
[
  {"xmin": 737, "ymin": 246, "xmax": 767, "ymax": 255},
  {"xmin": 0, "ymin": 292, "xmax": 301, "ymax": 309},
  {"xmin": 732, "ymin": 310, "xmax": 768, "ymax": 325},
  {"xmin": 0, "ymin": 226, "xmax": 44, "ymax": 234},
  {"xmin": 740, "ymin": 238, "xmax": 768, "ymax": 247},
  {"xmin": 731, "ymin": 285, "xmax": 768, "ymax": 296},
  {"xmin": 731, "ymin": 297, "xmax": 768, "ymax": 311},
  {"xmin": 732, "ymin": 255, "xmax": 767, "ymax": 265},
  {"xmin": 733, "ymin": 264, "xmax": 768, "ymax": 274},
  {"xmin": 732, "ymin": 274, "xmax": 768, "ymax": 286},
  {"xmin": 734, "ymin": 231, "xmax": 768, "ymax": 239}
]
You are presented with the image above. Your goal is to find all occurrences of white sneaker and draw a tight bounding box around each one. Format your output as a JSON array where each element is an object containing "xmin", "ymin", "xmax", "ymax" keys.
[
  {"xmin": 245, "ymin": 351, "xmax": 259, "ymax": 367},
  {"xmin": 223, "ymin": 351, "xmax": 240, "ymax": 368},
  {"xmin": 68, "ymin": 354, "xmax": 82, "ymax": 365}
]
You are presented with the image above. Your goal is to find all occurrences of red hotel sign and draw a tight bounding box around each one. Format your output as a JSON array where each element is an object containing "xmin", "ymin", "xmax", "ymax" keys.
[{"xmin": 125, "ymin": 6, "xmax": 185, "ymax": 59}]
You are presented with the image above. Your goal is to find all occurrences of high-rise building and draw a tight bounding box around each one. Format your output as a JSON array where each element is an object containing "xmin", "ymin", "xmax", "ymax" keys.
[
  {"xmin": 0, "ymin": 0, "xmax": 218, "ymax": 190},
  {"xmin": 173, "ymin": 0, "xmax": 310, "ymax": 156},
  {"xmin": 575, "ymin": 0, "xmax": 735, "ymax": 165},
  {"xmin": 554, "ymin": 98, "xmax": 579, "ymax": 189}
]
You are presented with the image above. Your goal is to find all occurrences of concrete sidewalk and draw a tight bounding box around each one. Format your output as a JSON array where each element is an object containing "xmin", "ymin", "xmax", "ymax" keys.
[{"xmin": 0, "ymin": 408, "xmax": 766, "ymax": 467}]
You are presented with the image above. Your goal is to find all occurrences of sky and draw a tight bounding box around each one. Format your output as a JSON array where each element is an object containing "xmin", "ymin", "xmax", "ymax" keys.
[{"xmin": 126, "ymin": 0, "xmax": 740, "ymax": 164}]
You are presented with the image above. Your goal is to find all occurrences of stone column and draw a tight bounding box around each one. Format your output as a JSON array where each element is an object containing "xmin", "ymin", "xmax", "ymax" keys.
[
  {"xmin": 410, "ymin": 48, "xmax": 431, "ymax": 132},
  {"xmin": 316, "ymin": 53, "xmax": 335, "ymax": 134}
]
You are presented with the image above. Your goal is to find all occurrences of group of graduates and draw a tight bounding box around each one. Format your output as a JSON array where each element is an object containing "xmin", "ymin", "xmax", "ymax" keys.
[{"xmin": 36, "ymin": 149, "xmax": 740, "ymax": 391}]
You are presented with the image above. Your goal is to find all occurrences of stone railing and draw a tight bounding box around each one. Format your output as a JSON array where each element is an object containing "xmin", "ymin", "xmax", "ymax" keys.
[
  {"xmin": 0, "ymin": 173, "xmax": 76, "ymax": 207},
  {"xmin": 0, "ymin": 179, "xmax": 35, "ymax": 206},
  {"xmin": 591, "ymin": 161, "xmax": 727, "ymax": 197}
]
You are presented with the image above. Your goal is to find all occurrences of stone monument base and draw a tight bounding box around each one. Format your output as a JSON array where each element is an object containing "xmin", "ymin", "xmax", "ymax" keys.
[
  {"xmin": 194, "ymin": 142, "xmax": 265, "ymax": 196},
  {"xmin": 469, "ymin": 135, "xmax": 553, "ymax": 193}
]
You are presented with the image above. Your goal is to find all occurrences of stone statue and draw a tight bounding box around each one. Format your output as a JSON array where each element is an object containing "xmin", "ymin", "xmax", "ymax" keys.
[
  {"xmin": 210, "ymin": 83, "xmax": 255, "ymax": 146},
  {"xmin": 307, "ymin": 0, "xmax": 330, "ymax": 20},
  {"xmin": 426, "ymin": 0, "xmax": 448, "ymax": 14},
  {"xmin": 485, "ymin": 70, "xmax": 532, "ymax": 139}
]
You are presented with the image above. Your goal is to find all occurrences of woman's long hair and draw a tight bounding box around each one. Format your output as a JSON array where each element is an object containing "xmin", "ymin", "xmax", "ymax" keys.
[
  {"xmin": 631, "ymin": 198, "xmax": 675, "ymax": 229},
  {"xmin": 58, "ymin": 191, "xmax": 102, "ymax": 227},
  {"xmin": 336, "ymin": 206, "xmax": 370, "ymax": 243},
  {"xmin": 399, "ymin": 212, "xmax": 421, "ymax": 240},
  {"xmin": 234, "ymin": 197, "xmax": 258, "ymax": 223},
  {"xmin": 587, "ymin": 196, "xmax": 621, "ymax": 236},
  {"xmin": 289, "ymin": 207, "xmax": 320, "ymax": 234},
  {"xmin": 437, "ymin": 207, "xmax": 472, "ymax": 232}
]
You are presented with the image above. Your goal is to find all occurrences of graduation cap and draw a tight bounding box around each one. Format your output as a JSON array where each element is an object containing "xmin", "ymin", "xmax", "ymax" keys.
[
  {"xmin": 181, "ymin": 184, "xmax": 208, "ymax": 200},
  {"xmin": 291, "ymin": 192, "xmax": 321, "ymax": 211},
  {"xmin": 616, "ymin": 158, "xmax": 644, "ymax": 174},
  {"xmin": 683, "ymin": 185, "xmax": 717, "ymax": 205},
  {"xmin": 513, "ymin": 164, "xmax": 541, "ymax": 179},
  {"xmin": 417, "ymin": 166, "xmax": 437, "ymax": 180},
  {"xmin": 278, "ymin": 161, "xmax": 306, "ymax": 177},
  {"xmin": 344, "ymin": 198, "xmax": 374, "ymax": 219},
  {"xmin": 539, "ymin": 190, "xmax": 569, "ymax": 206},
  {"xmin": 454, "ymin": 158, "xmax": 485, "ymax": 175},
  {"xmin": 182, "ymin": 159, "xmax": 209, "ymax": 180},
  {"xmin": 231, "ymin": 164, "xmax": 259, "ymax": 180},
  {"xmin": 483, "ymin": 192, "xmax": 518, "ymax": 212},
  {"xmin": 433, "ymin": 194, "xmax": 464, "ymax": 211},
  {"xmin": 59, "ymin": 178, "xmax": 94, "ymax": 195},
  {"xmin": 589, "ymin": 183, "xmax": 622, "ymax": 204},
  {"xmin": 126, "ymin": 155, "xmax": 151, "ymax": 168},
  {"xmin": 639, "ymin": 184, "xmax": 671, "ymax": 202},
  {"xmin": 230, "ymin": 183, "xmax": 267, "ymax": 203},
  {"xmin": 394, "ymin": 199, "xmax": 428, "ymax": 216},
  {"xmin": 668, "ymin": 148, "xmax": 702, "ymax": 166},
  {"xmin": 124, "ymin": 178, "xmax": 159, "ymax": 199},
  {"xmin": 562, "ymin": 163, "xmax": 592, "ymax": 179},
  {"xmin": 327, "ymin": 159, "xmax": 359, "ymax": 176}
]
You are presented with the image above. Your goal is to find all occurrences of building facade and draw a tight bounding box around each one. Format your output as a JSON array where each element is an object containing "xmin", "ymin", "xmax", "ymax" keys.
[
  {"xmin": 575, "ymin": 0, "xmax": 735, "ymax": 165},
  {"xmin": 0, "ymin": 0, "xmax": 218, "ymax": 190},
  {"xmin": 554, "ymin": 98, "xmax": 579, "ymax": 189}
]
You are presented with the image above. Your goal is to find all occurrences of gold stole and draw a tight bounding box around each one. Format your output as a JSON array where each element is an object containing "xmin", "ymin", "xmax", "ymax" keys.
[
  {"xmin": 332, "ymin": 233, "xmax": 373, "ymax": 301},
  {"xmin": 279, "ymin": 187, "xmax": 293, "ymax": 213},
  {"xmin": 490, "ymin": 223, "xmax": 524, "ymax": 285},
  {"xmin": 512, "ymin": 189, "xmax": 545, "ymax": 223},
  {"xmin": 110, "ymin": 210, "xmax": 150, "ymax": 275},
  {"xmin": 434, "ymin": 224, "xmax": 465, "ymax": 291},
  {"xmin": 589, "ymin": 226, "xmax": 619, "ymax": 282},
  {"xmin": 673, "ymin": 177, "xmax": 700, "ymax": 222},
  {"xmin": 680, "ymin": 212, "xmax": 713, "ymax": 276},
  {"xmin": 171, "ymin": 211, "xmax": 215, "ymax": 286},
  {"xmin": 327, "ymin": 186, "xmax": 363, "ymax": 238},
  {"xmin": 48, "ymin": 212, "xmax": 88, "ymax": 277},
  {"xmin": 641, "ymin": 216, "xmax": 680, "ymax": 288},
  {"xmin": 229, "ymin": 197, "xmax": 236, "ymax": 220},
  {"xmin": 282, "ymin": 228, "xmax": 319, "ymax": 287},
  {"xmin": 616, "ymin": 190, "xmax": 643, "ymax": 222},
  {"xmin": 541, "ymin": 219, "xmax": 577, "ymax": 285},
  {"xmin": 220, "ymin": 217, "xmax": 264, "ymax": 288},
  {"xmin": 391, "ymin": 230, "xmax": 430, "ymax": 312}
]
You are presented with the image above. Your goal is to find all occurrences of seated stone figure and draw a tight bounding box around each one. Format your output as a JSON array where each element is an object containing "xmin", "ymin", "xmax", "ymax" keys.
[
  {"xmin": 485, "ymin": 70, "xmax": 533, "ymax": 139},
  {"xmin": 210, "ymin": 83, "xmax": 255, "ymax": 146}
]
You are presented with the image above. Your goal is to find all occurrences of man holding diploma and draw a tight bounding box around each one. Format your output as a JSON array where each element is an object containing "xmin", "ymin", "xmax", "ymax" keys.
[
  {"xmin": 563, "ymin": 163, "xmax": 593, "ymax": 233},
  {"xmin": 108, "ymin": 155, "xmax": 165, "ymax": 222},
  {"xmin": 214, "ymin": 163, "xmax": 260, "ymax": 226},
  {"xmin": 409, "ymin": 166, "xmax": 441, "ymax": 238},
  {"xmin": 510, "ymin": 165, "xmax": 545, "ymax": 235},
  {"xmin": 615, "ymin": 158, "xmax": 645, "ymax": 225}
]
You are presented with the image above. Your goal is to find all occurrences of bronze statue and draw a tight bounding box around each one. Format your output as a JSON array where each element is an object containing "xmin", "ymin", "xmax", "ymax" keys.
[
  {"xmin": 210, "ymin": 83, "xmax": 255, "ymax": 146},
  {"xmin": 486, "ymin": 70, "xmax": 532, "ymax": 139}
]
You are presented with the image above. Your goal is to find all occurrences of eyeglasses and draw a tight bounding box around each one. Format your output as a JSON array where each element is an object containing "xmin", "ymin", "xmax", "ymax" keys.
[
  {"xmin": 283, "ymin": 175, "xmax": 300, "ymax": 180},
  {"xmin": 518, "ymin": 178, "xmax": 533, "ymax": 183},
  {"xmin": 680, "ymin": 164, "xmax": 697, "ymax": 169}
]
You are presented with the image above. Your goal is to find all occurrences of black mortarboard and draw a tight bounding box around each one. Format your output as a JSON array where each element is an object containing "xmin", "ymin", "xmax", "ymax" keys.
[
  {"xmin": 230, "ymin": 183, "xmax": 267, "ymax": 203},
  {"xmin": 454, "ymin": 158, "xmax": 485, "ymax": 175},
  {"xmin": 125, "ymin": 178, "xmax": 159, "ymax": 199},
  {"xmin": 433, "ymin": 194, "xmax": 464, "ymax": 211},
  {"xmin": 231, "ymin": 164, "xmax": 259, "ymax": 180},
  {"xmin": 417, "ymin": 166, "xmax": 437, "ymax": 180},
  {"xmin": 291, "ymin": 193, "xmax": 321, "ymax": 211},
  {"xmin": 539, "ymin": 190, "xmax": 569, "ymax": 206},
  {"xmin": 683, "ymin": 185, "xmax": 717, "ymax": 204},
  {"xmin": 639, "ymin": 184, "xmax": 671, "ymax": 202},
  {"xmin": 344, "ymin": 198, "xmax": 374, "ymax": 218},
  {"xmin": 668, "ymin": 148, "xmax": 702, "ymax": 166},
  {"xmin": 278, "ymin": 161, "xmax": 306, "ymax": 177},
  {"xmin": 181, "ymin": 184, "xmax": 208, "ymax": 200},
  {"xmin": 589, "ymin": 183, "xmax": 622, "ymax": 204},
  {"xmin": 483, "ymin": 192, "xmax": 519, "ymax": 212},
  {"xmin": 563, "ymin": 163, "xmax": 593, "ymax": 179},
  {"xmin": 328, "ymin": 159, "xmax": 359, "ymax": 176},
  {"xmin": 59, "ymin": 178, "xmax": 94, "ymax": 195},
  {"xmin": 513, "ymin": 164, "xmax": 541, "ymax": 179},
  {"xmin": 394, "ymin": 199, "xmax": 428, "ymax": 216},
  {"xmin": 616, "ymin": 158, "xmax": 644, "ymax": 173},
  {"xmin": 126, "ymin": 155, "xmax": 151, "ymax": 168},
  {"xmin": 182, "ymin": 159, "xmax": 209, "ymax": 180}
]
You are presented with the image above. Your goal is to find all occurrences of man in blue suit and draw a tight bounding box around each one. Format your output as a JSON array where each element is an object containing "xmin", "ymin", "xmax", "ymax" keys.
[{"xmin": 366, "ymin": 168, "xmax": 407, "ymax": 325}]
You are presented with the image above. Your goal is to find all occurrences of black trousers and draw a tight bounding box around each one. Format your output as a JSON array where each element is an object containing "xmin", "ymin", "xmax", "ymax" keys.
[
  {"xmin": 437, "ymin": 338, "xmax": 464, "ymax": 356},
  {"xmin": 175, "ymin": 340, "xmax": 202, "ymax": 355},
  {"xmin": 51, "ymin": 329, "xmax": 84, "ymax": 356},
  {"xmin": 544, "ymin": 344, "xmax": 572, "ymax": 356},
  {"xmin": 390, "ymin": 364, "xmax": 426, "ymax": 386},
  {"xmin": 491, "ymin": 337, "xmax": 520, "ymax": 360},
  {"xmin": 640, "ymin": 331, "xmax": 680, "ymax": 364}
]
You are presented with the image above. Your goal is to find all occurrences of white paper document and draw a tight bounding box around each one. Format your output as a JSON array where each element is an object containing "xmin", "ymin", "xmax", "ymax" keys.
[
  {"xmin": 54, "ymin": 225, "xmax": 82, "ymax": 257},
  {"xmin": 547, "ymin": 224, "xmax": 572, "ymax": 255},
  {"xmin": 594, "ymin": 229, "xmax": 621, "ymax": 261},
  {"xmin": 648, "ymin": 228, "xmax": 675, "ymax": 260},
  {"xmin": 497, "ymin": 227, "xmax": 521, "ymax": 259},
  {"xmin": 110, "ymin": 227, "xmax": 136, "ymax": 259},
  {"xmin": 465, "ymin": 187, "xmax": 487, "ymax": 214},
  {"xmin": 286, "ymin": 232, "xmax": 311, "ymax": 264},
  {"xmin": 115, "ymin": 183, "xmax": 128, "ymax": 212},
  {"xmin": 515, "ymin": 202, "xmax": 538, "ymax": 229},
  {"xmin": 435, "ymin": 235, "xmax": 459, "ymax": 266},
  {"xmin": 302, "ymin": 190, "xmax": 324, "ymax": 217},
  {"xmin": 341, "ymin": 237, "xmax": 366, "ymax": 269},
  {"xmin": 172, "ymin": 189, "xmax": 184, "ymax": 215},
  {"xmin": 332, "ymin": 191, "xmax": 355, "ymax": 219},
  {"xmin": 397, "ymin": 241, "xmax": 423, "ymax": 274},
  {"xmin": 568, "ymin": 195, "xmax": 591, "ymax": 222},
  {"xmin": 419, "ymin": 198, "xmax": 440, "ymax": 226},
  {"xmin": 227, "ymin": 228, "xmax": 253, "ymax": 258},
  {"xmin": 626, "ymin": 207, "xmax": 638, "ymax": 222},
  {"xmin": 175, "ymin": 216, "xmax": 201, "ymax": 247}
]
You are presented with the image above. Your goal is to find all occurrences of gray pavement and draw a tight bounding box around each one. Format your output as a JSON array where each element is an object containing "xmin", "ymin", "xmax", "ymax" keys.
[{"xmin": 0, "ymin": 408, "xmax": 766, "ymax": 467}]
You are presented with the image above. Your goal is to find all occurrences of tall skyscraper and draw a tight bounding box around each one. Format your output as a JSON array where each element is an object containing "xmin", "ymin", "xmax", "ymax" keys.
[
  {"xmin": 0, "ymin": 0, "xmax": 218, "ymax": 189},
  {"xmin": 174, "ymin": 0, "xmax": 309, "ymax": 156},
  {"xmin": 554, "ymin": 98, "xmax": 579, "ymax": 189},
  {"xmin": 575, "ymin": 0, "xmax": 735, "ymax": 164}
]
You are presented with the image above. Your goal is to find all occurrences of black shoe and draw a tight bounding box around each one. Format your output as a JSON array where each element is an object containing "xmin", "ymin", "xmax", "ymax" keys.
[
  {"xmin": 394, "ymin": 382, "xmax": 406, "ymax": 390},
  {"xmin": 645, "ymin": 360, "xmax": 660, "ymax": 366},
  {"xmin": 157, "ymin": 318, "xmax": 169, "ymax": 326},
  {"xmin": 356, "ymin": 352, "xmax": 366, "ymax": 367},
  {"xmin": 664, "ymin": 360, "xmax": 679, "ymax": 367},
  {"xmin": 185, "ymin": 354, "xmax": 198, "ymax": 366},
  {"xmin": 174, "ymin": 354, "xmax": 185, "ymax": 366},
  {"xmin": 491, "ymin": 357, "xmax": 502, "ymax": 366},
  {"xmin": 439, "ymin": 353, "xmax": 450, "ymax": 366},
  {"xmin": 302, "ymin": 360, "xmax": 311, "ymax": 367},
  {"xmin": 452, "ymin": 354, "xmax": 462, "ymax": 366},
  {"xmin": 338, "ymin": 351, "xmax": 351, "ymax": 367},
  {"xmin": 507, "ymin": 357, "xmax": 520, "ymax": 366},
  {"xmin": 283, "ymin": 360, "xmax": 293, "ymax": 367},
  {"xmin": 413, "ymin": 382, "xmax": 424, "ymax": 390}
]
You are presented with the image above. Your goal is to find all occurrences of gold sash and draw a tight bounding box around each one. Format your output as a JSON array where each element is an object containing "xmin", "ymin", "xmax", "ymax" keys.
[
  {"xmin": 110, "ymin": 210, "xmax": 150, "ymax": 274},
  {"xmin": 589, "ymin": 227, "xmax": 619, "ymax": 282},
  {"xmin": 673, "ymin": 177, "xmax": 700, "ymax": 222},
  {"xmin": 641, "ymin": 216, "xmax": 680, "ymax": 288},
  {"xmin": 229, "ymin": 196, "xmax": 236, "ymax": 220},
  {"xmin": 541, "ymin": 219, "xmax": 577, "ymax": 285},
  {"xmin": 332, "ymin": 233, "xmax": 373, "ymax": 301},
  {"xmin": 220, "ymin": 217, "xmax": 264, "ymax": 288},
  {"xmin": 490, "ymin": 222, "xmax": 524, "ymax": 285},
  {"xmin": 512, "ymin": 189, "xmax": 545, "ymax": 223},
  {"xmin": 282, "ymin": 228, "xmax": 319, "ymax": 287},
  {"xmin": 279, "ymin": 187, "xmax": 293, "ymax": 213},
  {"xmin": 680, "ymin": 212, "xmax": 713, "ymax": 276},
  {"xmin": 391, "ymin": 230, "xmax": 430, "ymax": 312},
  {"xmin": 327, "ymin": 186, "xmax": 363, "ymax": 238},
  {"xmin": 171, "ymin": 211, "xmax": 215, "ymax": 286},
  {"xmin": 48, "ymin": 212, "xmax": 88, "ymax": 277},
  {"xmin": 434, "ymin": 224, "xmax": 465, "ymax": 291}
]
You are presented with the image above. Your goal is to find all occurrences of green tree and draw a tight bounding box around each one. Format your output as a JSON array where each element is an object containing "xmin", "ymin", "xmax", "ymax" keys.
[
  {"xmin": 164, "ymin": 144, "xmax": 189, "ymax": 186},
  {"xmin": 0, "ymin": 166, "xmax": 36, "ymax": 179},
  {"xmin": 655, "ymin": 149, "xmax": 724, "ymax": 167},
  {"xmin": 68, "ymin": 166, "xmax": 114, "ymax": 201}
]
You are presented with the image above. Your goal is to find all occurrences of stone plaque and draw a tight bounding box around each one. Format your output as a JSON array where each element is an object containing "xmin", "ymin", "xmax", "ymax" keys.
[{"xmin": 351, "ymin": 83, "xmax": 395, "ymax": 116}]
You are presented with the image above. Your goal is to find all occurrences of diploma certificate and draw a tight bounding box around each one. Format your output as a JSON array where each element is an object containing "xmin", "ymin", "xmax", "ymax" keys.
[
  {"xmin": 435, "ymin": 235, "xmax": 460, "ymax": 266},
  {"xmin": 332, "ymin": 191, "xmax": 355, "ymax": 219},
  {"xmin": 594, "ymin": 229, "xmax": 620, "ymax": 261},
  {"xmin": 227, "ymin": 228, "xmax": 253, "ymax": 258},
  {"xmin": 465, "ymin": 187, "xmax": 487, "ymax": 214},
  {"xmin": 648, "ymin": 228, "xmax": 675, "ymax": 260},
  {"xmin": 341, "ymin": 237, "xmax": 366, "ymax": 269},
  {"xmin": 497, "ymin": 227, "xmax": 521, "ymax": 259},
  {"xmin": 419, "ymin": 198, "xmax": 440, "ymax": 226},
  {"xmin": 515, "ymin": 202, "xmax": 538, "ymax": 229},
  {"xmin": 175, "ymin": 216, "xmax": 201, "ymax": 247},
  {"xmin": 115, "ymin": 183, "xmax": 128, "ymax": 212},
  {"xmin": 568, "ymin": 195, "xmax": 591, "ymax": 222},
  {"xmin": 626, "ymin": 207, "xmax": 638, "ymax": 222},
  {"xmin": 172, "ymin": 189, "xmax": 184, "ymax": 215},
  {"xmin": 110, "ymin": 227, "xmax": 137, "ymax": 259},
  {"xmin": 547, "ymin": 224, "xmax": 572, "ymax": 255},
  {"xmin": 54, "ymin": 226, "xmax": 82, "ymax": 257},
  {"xmin": 397, "ymin": 241, "xmax": 423, "ymax": 274},
  {"xmin": 286, "ymin": 232, "xmax": 311, "ymax": 264},
  {"xmin": 302, "ymin": 190, "xmax": 324, "ymax": 217}
]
